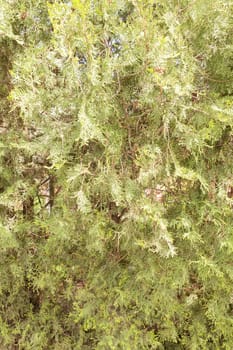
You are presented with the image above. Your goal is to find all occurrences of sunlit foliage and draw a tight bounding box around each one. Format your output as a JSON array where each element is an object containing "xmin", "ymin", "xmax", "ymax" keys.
[{"xmin": 1, "ymin": 0, "xmax": 233, "ymax": 348}]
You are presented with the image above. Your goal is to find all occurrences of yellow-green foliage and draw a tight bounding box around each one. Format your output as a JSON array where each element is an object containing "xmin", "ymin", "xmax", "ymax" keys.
[{"xmin": 1, "ymin": 0, "xmax": 233, "ymax": 349}]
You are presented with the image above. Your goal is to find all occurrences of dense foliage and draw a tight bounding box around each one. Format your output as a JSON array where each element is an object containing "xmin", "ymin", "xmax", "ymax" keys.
[{"xmin": 1, "ymin": 0, "xmax": 233, "ymax": 349}]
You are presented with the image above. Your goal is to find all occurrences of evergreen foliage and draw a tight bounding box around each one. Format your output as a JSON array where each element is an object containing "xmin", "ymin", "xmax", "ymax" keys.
[{"xmin": 1, "ymin": 0, "xmax": 233, "ymax": 348}]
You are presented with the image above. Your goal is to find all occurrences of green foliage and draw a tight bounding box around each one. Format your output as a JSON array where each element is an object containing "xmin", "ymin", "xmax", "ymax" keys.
[{"xmin": 1, "ymin": 0, "xmax": 233, "ymax": 349}]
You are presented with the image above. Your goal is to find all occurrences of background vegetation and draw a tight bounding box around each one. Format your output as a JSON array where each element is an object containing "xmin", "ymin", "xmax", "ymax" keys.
[{"xmin": 1, "ymin": 0, "xmax": 233, "ymax": 349}]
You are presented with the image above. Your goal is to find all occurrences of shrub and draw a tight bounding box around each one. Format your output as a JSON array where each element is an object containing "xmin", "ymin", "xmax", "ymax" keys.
[{"xmin": 1, "ymin": 1, "xmax": 233, "ymax": 349}]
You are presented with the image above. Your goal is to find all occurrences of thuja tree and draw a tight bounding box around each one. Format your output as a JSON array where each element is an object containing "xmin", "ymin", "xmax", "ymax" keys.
[{"xmin": 1, "ymin": 0, "xmax": 233, "ymax": 349}]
